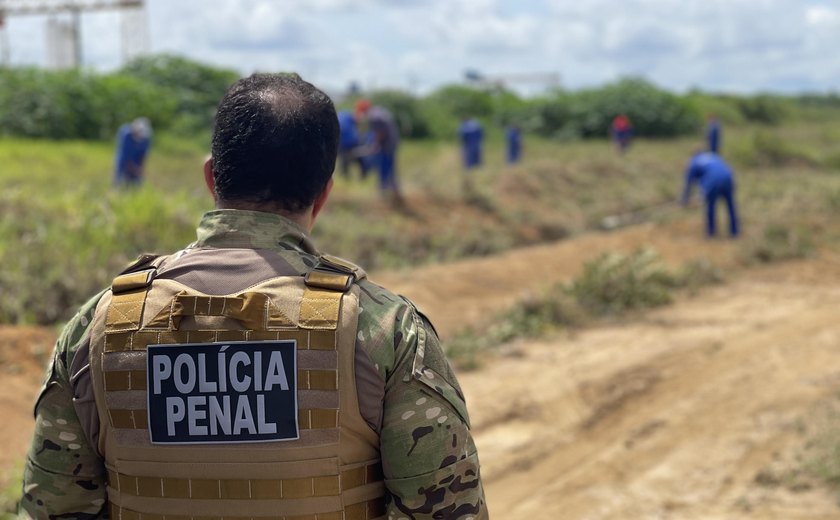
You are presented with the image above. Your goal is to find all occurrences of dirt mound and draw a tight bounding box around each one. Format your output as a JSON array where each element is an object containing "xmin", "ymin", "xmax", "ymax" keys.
[{"xmin": 0, "ymin": 326, "xmax": 55, "ymax": 379}]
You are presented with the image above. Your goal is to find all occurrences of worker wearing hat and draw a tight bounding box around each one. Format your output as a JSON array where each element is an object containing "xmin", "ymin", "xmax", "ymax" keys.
[
  {"xmin": 355, "ymin": 99, "xmax": 403, "ymax": 205},
  {"xmin": 113, "ymin": 117, "xmax": 153, "ymax": 186}
]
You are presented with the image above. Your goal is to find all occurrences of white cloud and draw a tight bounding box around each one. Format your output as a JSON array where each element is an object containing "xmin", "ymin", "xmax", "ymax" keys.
[{"xmin": 1, "ymin": 0, "xmax": 838, "ymax": 94}]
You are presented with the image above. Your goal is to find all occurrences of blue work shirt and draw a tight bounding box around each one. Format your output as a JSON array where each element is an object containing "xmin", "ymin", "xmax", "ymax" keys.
[
  {"xmin": 681, "ymin": 152, "xmax": 734, "ymax": 202},
  {"xmin": 114, "ymin": 124, "xmax": 151, "ymax": 176},
  {"xmin": 459, "ymin": 119, "xmax": 483, "ymax": 168},
  {"xmin": 338, "ymin": 110, "xmax": 360, "ymax": 151}
]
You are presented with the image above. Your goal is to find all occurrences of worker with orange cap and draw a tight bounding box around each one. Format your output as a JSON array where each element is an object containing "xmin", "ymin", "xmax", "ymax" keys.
[{"xmin": 610, "ymin": 114, "xmax": 633, "ymax": 154}]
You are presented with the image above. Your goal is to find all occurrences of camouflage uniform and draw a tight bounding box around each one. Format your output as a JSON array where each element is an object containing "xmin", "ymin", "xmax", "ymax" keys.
[{"xmin": 20, "ymin": 209, "xmax": 487, "ymax": 520}]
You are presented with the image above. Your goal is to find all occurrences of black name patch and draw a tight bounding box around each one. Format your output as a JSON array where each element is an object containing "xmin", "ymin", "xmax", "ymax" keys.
[{"xmin": 146, "ymin": 341, "xmax": 298, "ymax": 444}]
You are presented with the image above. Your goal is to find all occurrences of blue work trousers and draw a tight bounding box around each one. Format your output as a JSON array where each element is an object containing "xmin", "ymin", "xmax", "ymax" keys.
[
  {"xmin": 376, "ymin": 151, "xmax": 397, "ymax": 192},
  {"xmin": 705, "ymin": 179, "xmax": 738, "ymax": 237}
]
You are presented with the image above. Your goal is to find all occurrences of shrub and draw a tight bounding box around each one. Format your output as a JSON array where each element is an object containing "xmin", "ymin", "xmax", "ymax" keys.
[
  {"xmin": 0, "ymin": 55, "xmax": 237, "ymax": 140},
  {"xmin": 445, "ymin": 288, "xmax": 584, "ymax": 370},
  {"xmin": 730, "ymin": 130, "xmax": 818, "ymax": 168},
  {"xmin": 425, "ymin": 84, "xmax": 495, "ymax": 119},
  {"xmin": 568, "ymin": 249, "xmax": 678, "ymax": 315},
  {"xmin": 529, "ymin": 78, "xmax": 700, "ymax": 139},
  {"xmin": 445, "ymin": 250, "xmax": 725, "ymax": 368},
  {"xmin": 734, "ymin": 94, "xmax": 792, "ymax": 125},
  {"xmin": 741, "ymin": 223, "xmax": 815, "ymax": 264},
  {"xmin": 119, "ymin": 54, "xmax": 239, "ymax": 133},
  {"xmin": 0, "ymin": 68, "xmax": 175, "ymax": 140}
]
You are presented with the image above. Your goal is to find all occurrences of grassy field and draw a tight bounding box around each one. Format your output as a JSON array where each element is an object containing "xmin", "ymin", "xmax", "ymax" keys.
[{"xmin": 2, "ymin": 121, "xmax": 840, "ymax": 325}]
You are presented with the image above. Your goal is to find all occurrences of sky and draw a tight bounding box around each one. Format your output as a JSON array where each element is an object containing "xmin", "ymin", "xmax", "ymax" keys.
[{"xmin": 2, "ymin": 0, "xmax": 839, "ymax": 96}]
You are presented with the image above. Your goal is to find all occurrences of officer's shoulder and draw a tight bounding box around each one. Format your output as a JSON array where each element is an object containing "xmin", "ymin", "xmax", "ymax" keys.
[{"xmin": 355, "ymin": 277, "xmax": 408, "ymax": 311}]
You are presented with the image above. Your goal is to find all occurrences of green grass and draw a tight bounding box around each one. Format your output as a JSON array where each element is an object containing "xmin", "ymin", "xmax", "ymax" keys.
[
  {"xmin": 753, "ymin": 397, "xmax": 840, "ymax": 498},
  {"xmin": 0, "ymin": 462, "xmax": 22, "ymax": 520},
  {"xmin": 3, "ymin": 121, "xmax": 840, "ymax": 324}
]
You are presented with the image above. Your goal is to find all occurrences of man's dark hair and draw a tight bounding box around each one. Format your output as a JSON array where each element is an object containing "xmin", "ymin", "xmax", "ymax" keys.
[{"xmin": 211, "ymin": 73, "xmax": 339, "ymax": 213}]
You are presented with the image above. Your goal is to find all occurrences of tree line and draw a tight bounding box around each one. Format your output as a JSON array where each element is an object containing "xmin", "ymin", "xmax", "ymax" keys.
[{"xmin": 0, "ymin": 54, "xmax": 836, "ymax": 141}]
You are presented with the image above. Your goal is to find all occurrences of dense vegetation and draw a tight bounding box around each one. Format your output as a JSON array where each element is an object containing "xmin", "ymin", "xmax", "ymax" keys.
[
  {"xmin": 2, "ymin": 54, "xmax": 838, "ymax": 142},
  {"xmin": 0, "ymin": 55, "xmax": 238, "ymax": 139}
]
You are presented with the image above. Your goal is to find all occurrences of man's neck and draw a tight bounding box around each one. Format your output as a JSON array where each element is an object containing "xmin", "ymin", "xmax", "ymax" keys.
[{"xmin": 216, "ymin": 203, "xmax": 314, "ymax": 231}]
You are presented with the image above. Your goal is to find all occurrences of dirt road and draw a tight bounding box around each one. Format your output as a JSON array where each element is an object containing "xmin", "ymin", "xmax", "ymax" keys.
[
  {"xmin": 3, "ymin": 219, "xmax": 840, "ymax": 518},
  {"xmin": 463, "ymin": 267, "xmax": 840, "ymax": 519}
]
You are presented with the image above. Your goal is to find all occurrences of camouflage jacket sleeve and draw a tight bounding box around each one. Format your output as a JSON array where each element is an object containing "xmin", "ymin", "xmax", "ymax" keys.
[
  {"xmin": 356, "ymin": 281, "xmax": 488, "ymax": 519},
  {"xmin": 19, "ymin": 291, "xmax": 108, "ymax": 520}
]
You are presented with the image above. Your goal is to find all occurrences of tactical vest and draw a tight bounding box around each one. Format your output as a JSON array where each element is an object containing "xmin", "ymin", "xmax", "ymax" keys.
[{"xmin": 88, "ymin": 252, "xmax": 386, "ymax": 520}]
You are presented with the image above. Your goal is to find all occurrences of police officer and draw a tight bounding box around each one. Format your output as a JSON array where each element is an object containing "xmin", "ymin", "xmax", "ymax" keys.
[{"xmin": 21, "ymin": 73, "xmax": 487, "ymax": 519}]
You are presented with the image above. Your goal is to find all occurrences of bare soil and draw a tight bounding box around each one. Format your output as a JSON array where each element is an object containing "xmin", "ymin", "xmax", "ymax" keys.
[{"xmin": 3, "ymin": 218, "xmax": 840, "ymax": 519}]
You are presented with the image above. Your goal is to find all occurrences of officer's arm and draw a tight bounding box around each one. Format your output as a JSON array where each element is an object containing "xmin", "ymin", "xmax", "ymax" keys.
[
  {"xmin": 379, "ymin": 303, "xmax": 488, "ymax": 520},
  {"xmin": 19, "ymin": 294, "xmax": 108, "ymax": 519}
]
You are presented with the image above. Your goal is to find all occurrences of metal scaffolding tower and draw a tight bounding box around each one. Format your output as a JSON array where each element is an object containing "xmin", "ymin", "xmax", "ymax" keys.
[{"xmin": 0, "ymin": 0, "xmax": 147, "ymax": 68}]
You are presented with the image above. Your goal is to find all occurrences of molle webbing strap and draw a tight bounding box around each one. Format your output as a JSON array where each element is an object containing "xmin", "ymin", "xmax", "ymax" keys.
[
  {"xmin": 143, "ymin": 292, "xmax": 294, "ymax": 331},
  {"xmin": 106, "ymin": 269, "xmax": 157, "ymax": 332},
  {"xmin": 107, "ymin": 462, "xmax": 383, "ymax": 500},
  {"xmin": 104, "ymin": 329, "xmax": 336, "ymax": 353},
  {"xmin": 300, "ymin": 288, "xmax": 343, "ymax": 330},
  {"xmin": 300, "ymin": 255, "xmax": 364, "ymax": 330},
  {"xmin": 110, "ymin": 498, "xmax": 387, "ymax": 520}
]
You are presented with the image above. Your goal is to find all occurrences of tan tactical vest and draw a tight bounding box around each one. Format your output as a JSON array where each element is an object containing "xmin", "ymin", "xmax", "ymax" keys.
[{"xmin": 88, "ymin": 253, "xmax": 386, "ymax": 520}]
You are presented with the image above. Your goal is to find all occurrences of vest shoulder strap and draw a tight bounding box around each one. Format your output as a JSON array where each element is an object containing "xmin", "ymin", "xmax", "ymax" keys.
[
  {"xmin": 111, "ymin": 254, "xmax": 168, "ymax": 294},
  {"xmin": 106, "ymin": 254, "xmax": 168, "ymax": 332},
  {"xmin": 304, "ymin": 254, "xmax": 367, "ymax": 292}
]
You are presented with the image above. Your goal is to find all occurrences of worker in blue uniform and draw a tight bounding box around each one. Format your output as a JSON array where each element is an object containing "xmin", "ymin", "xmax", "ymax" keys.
[
  {"xmin": 681, "ymin": 151, "xmax": 739, "ymax": 237},
  {"xmin": 337, "ymin": 110, "xmax": 368, "ymax": 179},
  {"xmin": 113, "ymin": 117, "xmax": 152, "ymax": 186},
  {"xmin": 459, "ymin": 117, "xmax": 484, "ymax": 170},
  {"xmin": 355, "ymin": 99, "xmax": 403, "ymax": 206},
  {"xmin": 506, "ymin": 124, "xmax": 522, "ymax": 164},
  {"xmin": 706, "ymin": 114, "xmax": 722, "ymax": 153}
]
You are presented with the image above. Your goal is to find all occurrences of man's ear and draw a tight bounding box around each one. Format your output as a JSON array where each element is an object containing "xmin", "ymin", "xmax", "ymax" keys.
[
  {"xmin": 203, "ymin": 156, "xmax": 217, "ymax": 200},
  {"xmin": 310, "ymin": 177, "xmax": 334, "ymax": 224}
]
